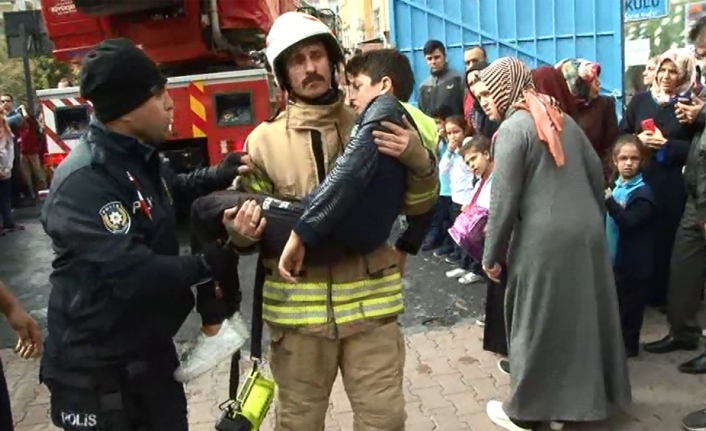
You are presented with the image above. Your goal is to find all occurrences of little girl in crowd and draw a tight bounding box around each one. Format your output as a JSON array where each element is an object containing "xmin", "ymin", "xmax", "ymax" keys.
[
  {"xmin": 422, "ymin": 110, "xmax": 454, "ymax": 253},
  {"xmin": 605, "ymin": 135, "xmax": 655, "ymax": 358},
  {"xmin": 439, "ymin": 115, "xmax": 484, "ymax": 284}
]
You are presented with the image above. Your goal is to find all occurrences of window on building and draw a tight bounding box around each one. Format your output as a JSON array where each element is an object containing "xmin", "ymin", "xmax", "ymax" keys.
[{"xmin": 373, "ymin": 7, "xmax": 380, "ymax": 37}]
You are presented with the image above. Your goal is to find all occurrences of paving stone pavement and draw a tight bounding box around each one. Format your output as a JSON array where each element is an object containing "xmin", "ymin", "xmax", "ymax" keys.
[{"xmin": 6, "ymin": 309, "xmax": 705, "ymax": 431}]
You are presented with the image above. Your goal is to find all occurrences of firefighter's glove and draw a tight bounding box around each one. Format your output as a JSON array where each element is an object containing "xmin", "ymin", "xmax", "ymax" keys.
[{"xmin": 202, "ymin": 242, "xmax": 237, "ymax": 285}]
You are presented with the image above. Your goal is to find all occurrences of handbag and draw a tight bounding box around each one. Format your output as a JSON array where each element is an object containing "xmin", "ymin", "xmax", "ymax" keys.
[{"xmin": 448, "ymin": 175, "xmax": 491, "ymax": 261}]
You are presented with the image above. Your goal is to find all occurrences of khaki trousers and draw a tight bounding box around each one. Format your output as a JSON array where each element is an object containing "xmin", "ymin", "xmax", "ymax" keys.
[{"xmin": 269, "ymin": 321, "xmax": 406, "ymax": 431}]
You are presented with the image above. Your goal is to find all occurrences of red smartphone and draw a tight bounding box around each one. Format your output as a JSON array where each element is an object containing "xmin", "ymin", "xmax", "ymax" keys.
[{"xmin": 641, "ymin": 118, "xmax": 656, "ymax": 133}]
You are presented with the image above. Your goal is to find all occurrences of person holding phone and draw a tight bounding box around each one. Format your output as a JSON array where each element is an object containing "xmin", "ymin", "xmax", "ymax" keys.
[{"xmin": 618, "ymin": 48, "xmax": 698, "ymax": 315}]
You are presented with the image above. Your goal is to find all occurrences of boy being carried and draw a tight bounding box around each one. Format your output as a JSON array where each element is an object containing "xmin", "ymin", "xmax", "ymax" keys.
[{"xmin": 175, "ymin": 49, "xmax": 439, "ymax": 382}]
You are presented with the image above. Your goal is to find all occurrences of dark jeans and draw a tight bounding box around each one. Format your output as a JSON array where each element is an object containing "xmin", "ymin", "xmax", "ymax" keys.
[
  {"xmin": 426, "ymin": 195, "xmax": 453, "ymax": 247},
  {"xmin": 10, "ymin": 143, "xmax": 32, "ymax": 204},
  {"xmin": 190, "ymin": 192, "xmax": 242, "ymax": 326},
  {"xmin": 0, "ymin": 360, "xmax": 13, "ymax": 431},
  {"xmin": 615, "ymin": 276, "xmax": 648, "ymax": 355},
  {"xmin": 0, "ymin": 179, "xmax": 14, "ymax": 228},
  {"xmin": 449, "ymin": 202, "xmax": 476, "ymax": 271},
  {"xmin": 667, "ymin": 199, "xmax": 706, "ymax": 343}
]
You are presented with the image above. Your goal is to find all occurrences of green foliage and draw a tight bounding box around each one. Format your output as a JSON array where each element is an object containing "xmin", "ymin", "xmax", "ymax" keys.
[{"xmin": 0, "ymin": 26, "xmax": 76, "ymax": 104}]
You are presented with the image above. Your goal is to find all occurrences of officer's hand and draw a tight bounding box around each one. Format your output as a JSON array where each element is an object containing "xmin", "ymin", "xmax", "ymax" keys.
[
  {"xmin": 220, "ymin": 152, "xmax": 251, "ymax": 180},
  {"xmin": 5, "ymin": 305, "xmax": 42, "ymax": 359},
  {"xmin": 223, "ymin": 200, "xmax": 267, "ymax": 240}
]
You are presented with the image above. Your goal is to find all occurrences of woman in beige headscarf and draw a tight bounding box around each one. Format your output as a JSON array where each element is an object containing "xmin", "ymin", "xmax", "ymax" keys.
[
  {"xmin": 618, "ymin": 47, "xmax": 698, "ymax": 310},
  {"xmin": 471, "ymin": 57, "xmax": 632, "ymax": 431}
]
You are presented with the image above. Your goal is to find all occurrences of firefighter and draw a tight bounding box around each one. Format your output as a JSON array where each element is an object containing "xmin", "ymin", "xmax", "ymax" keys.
[
  {"xmin": 223, "ymin": 12, "xmax": 438, "ymax": 430},
  {"xmin": 39, "ymin": 38, "xmax": 242, "ymax": 430}
]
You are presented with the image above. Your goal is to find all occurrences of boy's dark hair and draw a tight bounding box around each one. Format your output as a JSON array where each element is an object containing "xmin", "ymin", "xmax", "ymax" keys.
[
  {"xmin": 429, "ymin": 105, "xmax": 453, "ymax": 121},
  {"xmin": 345, "ymin": 49, "xmax": 415, "ymax": 102},
  {"xmin": 423, "ymin": 40, "xmax": 445, "ymax": 56},
  {"xmin": 689, "ymin": 16, "xmax": 706, "ymax": 43},
  {"xmin": 460, "ymin": 134, "xmax": 491, "ymax": 155}
]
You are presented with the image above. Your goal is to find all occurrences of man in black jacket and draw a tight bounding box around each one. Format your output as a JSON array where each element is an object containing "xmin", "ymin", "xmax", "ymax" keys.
[
  {"xmin": 418, "ymin": 40, "xmax": 465, "ymax": 117},
  {"xmin": 40, "ymin": 38, "xmax": 240, "ymax": 431}
]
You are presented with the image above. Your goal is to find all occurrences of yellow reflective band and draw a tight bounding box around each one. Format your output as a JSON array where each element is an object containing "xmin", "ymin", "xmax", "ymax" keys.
[
  {"xmin": 262, "ymin": 292, "xmax": 404, "ymax": 326},
  {"xmin": 263, "ymin": 281, "xmax": 328, "ymax": 302},
  {"xmin": 263, "ymin": 273, "xmax": 402, "ymax": 303},
  {"xmin": 334, "ymin": 292, "xmax": 404, "ymax": 324},
  {"xmin": 404, "ymin": 186, "xmax": 439, "ymax": 206},
  {"xmin": 262, "ymin": 303, "xmax": 329, "ymax": 326},
  {"xmin": 331, "ymin": 274, "xmax": 402, "ymax": 302}
]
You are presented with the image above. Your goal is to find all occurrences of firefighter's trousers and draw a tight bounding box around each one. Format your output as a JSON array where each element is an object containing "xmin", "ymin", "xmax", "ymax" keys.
[{"xmin": 270, "ymin": 320, "xmax": 406, "ymax": 431}]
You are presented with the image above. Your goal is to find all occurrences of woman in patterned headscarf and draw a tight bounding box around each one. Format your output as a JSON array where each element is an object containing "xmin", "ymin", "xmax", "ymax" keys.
[
  {"xmin": 472, "ymin": 57, "xmax": 632, "ymax": 431},
  {"xmin": 618, "ymin": 47, "xmax": 698, "ymax": 311},
  {"xmin": 556, "ymin": 58, "xmax": 619, "ymax": 181}
]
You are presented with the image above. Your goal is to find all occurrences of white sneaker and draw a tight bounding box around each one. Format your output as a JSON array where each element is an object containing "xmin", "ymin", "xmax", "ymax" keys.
[
  {"xmin": 459, "ymin": 272, "xmax": 484, "ymax": 284},
  {"xmin": 174, "ymin": 317, "xmax": 248, "ymax": 383},
  {"xmin": 486, "ymin": 400, "xmax": 531, "ymax": 431},
  {"xmin": 446, "ymin": 268, "xmax": 466, "ymax": 278},
  {"xmin": 228, "ymin": 312, "xmax": 250, "ymax": 340}
]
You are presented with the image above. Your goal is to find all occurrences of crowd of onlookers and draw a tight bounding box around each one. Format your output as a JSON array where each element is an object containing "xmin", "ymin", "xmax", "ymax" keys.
[{"xmin": 407, "ymin": 16, "xmax": 706, "ymax": 430}]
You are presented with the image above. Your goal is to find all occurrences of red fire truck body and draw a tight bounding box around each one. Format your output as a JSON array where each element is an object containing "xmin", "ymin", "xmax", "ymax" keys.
[
  {"xmin": 38, "ymin": 0, "xmax": 297, "ymax": 174},
  {"xmin": 37, "ymin": 69, "xmax": 277, "ymax": 174}
]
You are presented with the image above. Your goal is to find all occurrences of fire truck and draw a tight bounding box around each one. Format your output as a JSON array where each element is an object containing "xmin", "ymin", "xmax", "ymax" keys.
[{"xmin": 36, "ymin": 0, "xmax": 311, "ymax": 176}]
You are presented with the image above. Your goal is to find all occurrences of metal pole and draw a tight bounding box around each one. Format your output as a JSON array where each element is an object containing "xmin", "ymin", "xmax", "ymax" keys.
[{"xmin": 19, "ymin": 24, "xmax": 35, "ymax": 115}]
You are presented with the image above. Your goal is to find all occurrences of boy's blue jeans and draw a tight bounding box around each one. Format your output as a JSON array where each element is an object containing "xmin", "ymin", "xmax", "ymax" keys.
[{"xmin": 425, "ymin": 195, "xmax": 453, "ymax": 249}]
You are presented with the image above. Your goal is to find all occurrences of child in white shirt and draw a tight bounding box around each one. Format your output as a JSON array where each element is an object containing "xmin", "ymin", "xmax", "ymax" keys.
[{"xmin": 439, "ymin": 115, "xmax": 484, "ymax": 284}]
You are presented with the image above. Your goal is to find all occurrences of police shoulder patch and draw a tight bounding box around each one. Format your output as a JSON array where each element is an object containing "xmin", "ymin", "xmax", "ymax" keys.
[{"xmin": 99, "ymin": 201, "xmax": 131, "ymax": 234}]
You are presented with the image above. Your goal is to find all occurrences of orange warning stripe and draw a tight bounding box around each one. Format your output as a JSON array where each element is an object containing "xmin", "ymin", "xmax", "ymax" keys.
[{"xmin": 188, "ymin": 81, "xmax": 207, "ymax": 137}]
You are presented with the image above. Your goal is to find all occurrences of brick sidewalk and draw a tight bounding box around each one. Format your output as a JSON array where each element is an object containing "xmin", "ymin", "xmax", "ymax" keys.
[{"xmin": 8, "ymin": 309, "xmax": 706, "ymax": 431}]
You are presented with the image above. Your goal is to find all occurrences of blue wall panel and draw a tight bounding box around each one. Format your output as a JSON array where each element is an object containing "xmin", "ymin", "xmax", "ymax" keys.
[{"xmin": 389, "ymin": 0, "xmax": 624, "ymax": 110}]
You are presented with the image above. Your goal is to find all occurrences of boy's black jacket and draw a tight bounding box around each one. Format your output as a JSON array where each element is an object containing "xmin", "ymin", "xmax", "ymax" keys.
[{"xmin": 295, "ymin": 93, "xmax": 432, "ymax": 255}]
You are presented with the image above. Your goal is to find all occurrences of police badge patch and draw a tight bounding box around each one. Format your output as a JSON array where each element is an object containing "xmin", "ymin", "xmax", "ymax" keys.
[{"xmin": 99, "ymin": 201, "xmax": 131, "ymax": 234}]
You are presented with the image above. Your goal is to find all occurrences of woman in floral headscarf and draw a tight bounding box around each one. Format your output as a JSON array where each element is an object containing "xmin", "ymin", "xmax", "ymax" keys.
[
  {"xmin": 472, "ymin": 57, "xmax": 631, "ymax": 431},
  {"xmin": 556, "ymin": 58, "xmax": 619, "ymax": 180},
  {"xmin": 618, "ymin": 48, "xmax": 698, "ymax": 310}
]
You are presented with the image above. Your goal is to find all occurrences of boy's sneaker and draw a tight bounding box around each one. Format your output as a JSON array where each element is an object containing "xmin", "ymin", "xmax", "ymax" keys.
[
  {"xmin": 421, "ymin": 238, "xmax": 440, "ymax": 252},
  {"xmin": 433, "ymin": 245, "xmax": 454, "ymax": 257},
  {"xmin": 475, "ymin": 315, "xmax": 485, "ymax": 326},
  {"xmin": 446, "ymin": 268, "xmax": 466, "ymax": 278},
  {"xmin": 459, "ymin": 272, "xmax": 484, "ymax": 285},
  {"xmin": 445, "ymin": 254, "xmax": 462, "ymax": 265},
  {"xmin": 174, "ymin": 313, "xmax": 249, "ymax": 383},
  {"xmin": 497, "ymin": 359, "xmax": 510, "ymax": 375},
  {"xmin": 682, "ymin": 407, "xmax": 706, "ymax": 431}
]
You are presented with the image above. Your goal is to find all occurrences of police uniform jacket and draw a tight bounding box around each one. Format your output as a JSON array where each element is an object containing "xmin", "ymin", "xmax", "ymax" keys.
[{"xmin": 40, "ymin": 120, "xmax": 235, "ymax": 372}]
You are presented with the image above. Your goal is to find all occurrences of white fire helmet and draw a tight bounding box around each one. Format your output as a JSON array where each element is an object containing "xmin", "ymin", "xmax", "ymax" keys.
[{"xmin": 265, "ymin": 11, "xmax": 344, "ymax": 88}]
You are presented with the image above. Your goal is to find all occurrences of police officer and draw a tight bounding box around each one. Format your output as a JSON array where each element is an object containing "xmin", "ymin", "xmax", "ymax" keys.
[{"xmin": 40, "ymin": 38, "xmax": 241, "ymax": 430}]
